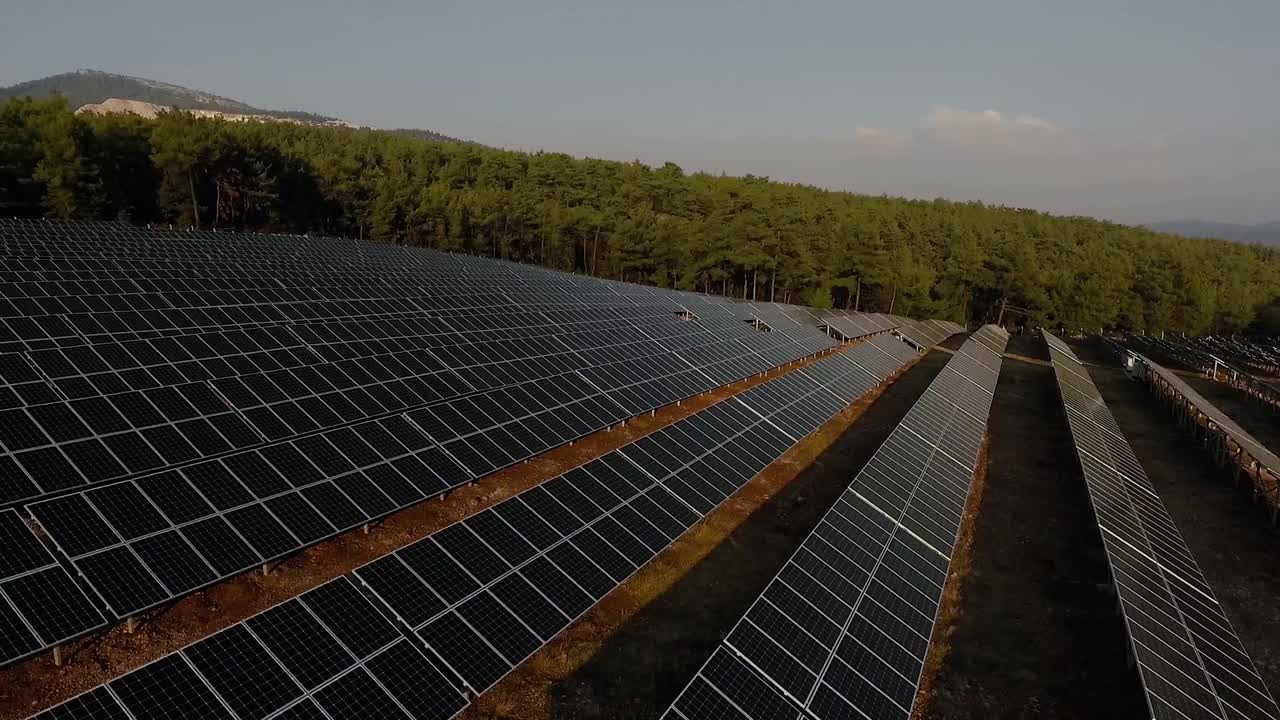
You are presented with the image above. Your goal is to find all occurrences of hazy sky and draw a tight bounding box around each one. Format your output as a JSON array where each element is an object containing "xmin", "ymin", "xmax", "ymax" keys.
[{"xmin": 4, "ymin": 0, "xmax": 1278, "ymax": 224}]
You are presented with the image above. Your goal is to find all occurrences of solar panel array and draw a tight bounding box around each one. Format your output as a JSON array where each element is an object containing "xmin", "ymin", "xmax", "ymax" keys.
[
  {"xmin": 661, "ymin": 325, "xmax": 1009, "ymax": 720},
  {"xmin": 33, "ymin": 330, "xmax": 936, "ymax": 720},
  {"xmin": 1142, "ymin": 357, "xmax": 1280, "ymax": 484},
  {"xmin": 1044, "ymin": 332, "xmax": 1280, "ymax": 720},
  {"xmin": 1124, "ymin": 334, "xmax": 1226, "ymax": 376},
  {"xmin": 1173, "ymin": 335, "xmax": 1280, "ymax": 376},
  {"xmin": 0, "ymin": 218, "xmax": 908, "ymax": 668},
  {"xmin": 1125, "ymin": 334, "xmax": 1280, "ymax": 415}
]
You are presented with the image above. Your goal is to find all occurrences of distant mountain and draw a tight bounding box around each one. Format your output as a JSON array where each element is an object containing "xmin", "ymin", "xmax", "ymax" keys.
[
  {"xmin": 0, "ymin": 69, "xmax": 341, "ymax": 122},
  {"xmin": 1147, "ymin": 220, "xmax": 1280, "ymax": 247},
  {"xmin": 1, "ymin": 69, "xmax": 468, "ymax": 142}
]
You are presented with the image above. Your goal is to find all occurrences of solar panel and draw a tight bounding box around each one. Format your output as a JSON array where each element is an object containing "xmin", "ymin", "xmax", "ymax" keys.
[
  {"xmin": 33, "ymin": 317, "xmax": 923, "ymax": 717},
  {"xmin": 0, "ymin": 508, "xmax": 107, "ymax": 666},
  {"xmin": 1045, "ymin": 331, "xmax": 1280, "ymax": 720},
  {"xmin": 894, "ymin": 319, "xmax": 966, "ymax": 351},
  {"xmin": 662, "ymin": 326, "xmax": 1009, "ymax": 720}
]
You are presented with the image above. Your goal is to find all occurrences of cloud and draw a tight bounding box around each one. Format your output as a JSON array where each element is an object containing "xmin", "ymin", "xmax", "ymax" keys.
[
  {"xmin": 920, "ymin": 105, "xmax": 1079, "ymax": 154},
  {"xmin": 854, "ymin": 105, "xmax": 1088, "ymax": 156},
  {"xmin": 1013, "ymin": 113, "xmax": 1055, "ymax": 130},
  {"xmin": 852, "ymin": 126, "xmax": 908, "ymax": 153}
]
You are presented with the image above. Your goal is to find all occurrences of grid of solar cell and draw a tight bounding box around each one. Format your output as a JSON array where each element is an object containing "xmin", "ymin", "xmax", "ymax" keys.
[
  {"xmin": 1045, "ymin": 332, "xmax": 1280, "ymax": 720},
  {"xmin": 0, "ymin": 508, "xmax": 107, "ymax": 667},
  {"xmin": 0, "ymin": 219, "xmax": 906, "ymax": 667},
  {"xmin": 33, "ymin": 576, "xmax": 467, "ymax": 720},
  {"xmin": 33, "ymin": 329, "xmax": 930, "ymax": 720},
  {"xmin": 661, "ymin": 325, "xmax": 1009, "ymax": 720}
]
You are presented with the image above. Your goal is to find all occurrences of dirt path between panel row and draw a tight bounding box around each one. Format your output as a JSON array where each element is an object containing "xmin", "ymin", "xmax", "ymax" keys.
[{"xmin": 917, "ymin": 335, "xmax": 1148, "ymax": 719}]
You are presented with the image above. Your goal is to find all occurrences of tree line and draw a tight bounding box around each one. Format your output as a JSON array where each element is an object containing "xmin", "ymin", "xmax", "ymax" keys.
[{"xmin": 2, "ymin": 96, "xmax": 1278, "ymax": 335}]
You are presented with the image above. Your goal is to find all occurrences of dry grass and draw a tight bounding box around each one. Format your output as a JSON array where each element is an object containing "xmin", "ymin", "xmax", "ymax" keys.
[
  {"xmin": 1002, "ymin": 352, "xmax": 1052, "ymax": 368},
  {"xmin": 910, "ymin": 433, "xmax": 992, "ymax": 719}
]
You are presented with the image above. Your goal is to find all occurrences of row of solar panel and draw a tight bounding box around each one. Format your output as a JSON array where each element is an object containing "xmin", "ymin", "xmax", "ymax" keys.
[
  {"xmin": 0, "ymin": 312, "xmax": 781, "ymax": 423},
  {"xmin": 0, "ymin": 220, "xmax": 894, "ymax": 669},
  {"xmin": 0, "ymin": 224, "xmax": 895, "ymax": 356},
  {"xmin": 662, "ymin": 325, "xmax": 1009, "ymax": 720},
  {"xmin": 0, "ymin": 301, "xmax": 794, "ymax": 390},
  {"xmin": 3, "ymin": 330, "xmax": 913, "ymax": 676},
  {"xmin": 0, "ymin": 240, "xmax": 839, "ymax": 389},
  {"xmin": 895, "ymin": 319, "xmax": 967, "ymax": 352},
  {"xmin": 0, "ymin": 336, "xmax": 907, "ymax": 670},
  {"xmin": 0, "ymin": 237, "xmax": 804, "ymax": 324},
  {"xmin": 0, "ymin": 251, "xmax": 824, "ymax": 368},
  {"xmin": 27, "ymin": 330, "xmax": 925, "ymax": 720},
  {"xmin": 1175, "ymin": 334, "xmax": 1280, "ymax": 370},
  {"xmin": 1142, "ymin": 356, "xmax": 1280, "ymax": 481},
  {"xmin": 0, "ymin": 227, "xmax": 863, "ymax": 316},
  {"xmin": 1, "ymin": 310, "xmax": 836, "ymax": 506},
  {"xmin": 1044, "ymin": 333, "xmax": 1280, "ymax": 720},
  {"xmin": 0, "ymin": 228, "xmax": 774, "ymax": 311},
  {"xmin": 7, "ymin": 368, "xmax": 655, "ymax": 635},
  {"xmin": 0, "ymin": 292, "xmax": 815, "ymax": 357},
  {"xmin": 0, "ymin": 316, "xmax": 835, "ymax": 382},
  {"xmin": 0, "ymin": 283, "xmax": 678, "ymax": 332}
]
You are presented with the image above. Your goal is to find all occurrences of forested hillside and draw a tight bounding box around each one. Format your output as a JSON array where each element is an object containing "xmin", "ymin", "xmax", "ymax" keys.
[{"xmin": 2, "ymin": 96, "xmax": 1278, "ymax": 334}]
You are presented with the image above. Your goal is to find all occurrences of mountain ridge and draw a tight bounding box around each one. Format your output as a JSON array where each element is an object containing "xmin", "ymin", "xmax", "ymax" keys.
[
  {"xmin": 0, "ymin": 69, "xmax": 467, "ymax": 144},
  {"xmin": 1146, "ymin": 219, "xmax": 1280, "ymax": 247}
]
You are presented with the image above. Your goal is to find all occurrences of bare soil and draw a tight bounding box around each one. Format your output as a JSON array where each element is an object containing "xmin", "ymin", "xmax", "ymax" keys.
[
  {"xmin": 2, "ymin": 348, "xmax": 849, "ymax": 720},
  {"xmin": 464, "ymin": 348, "xmax": 954, "ymax": 720},
  {"xmin": 1075, "ymin": 342, "xmax": 1280, "ymax": 695},
  {"xmin": 920, "ymin": 335, "xmax": 1148, "ymax": 719}
]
